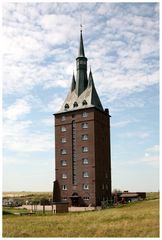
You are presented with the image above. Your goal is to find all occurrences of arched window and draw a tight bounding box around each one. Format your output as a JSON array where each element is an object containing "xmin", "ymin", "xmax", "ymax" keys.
[
  {"xmin": 82, "ymin": 112, "xmax": 88, "ymax": 117},
  {"xmin": 65, "ymin": 103, "xmax": 69, "ymax": 109},
  {"xmin": 73, "ymin": 102, "xmax": 78, "ymax": 107},
  {"xmin": 83, "ymin": 171, "xmax": 89, "ymax": 178},
  {"xmin": 82, "ymin": 100, "xmax": 87, "ymax": 105},
  {"xmin": 61, "ymin": 149, "xmax": 67, "ymax": 155}
]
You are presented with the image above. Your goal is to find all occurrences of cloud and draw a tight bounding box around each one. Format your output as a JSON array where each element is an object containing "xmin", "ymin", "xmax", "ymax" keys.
[
  {"xmin": 142, "ymin": 145, "xmax": 159, "ymax": 165},
  {"xmin": 146, "ymin": 145, "xmax": 159, "ymax": 153},
  {"xmin": 3, "ymin": 2, "xmax": 159, "ymax": 101},
  {"xmin": 2, "ymin": 2, "xmax": 159, "ymax": 192},
  {"xmin": 123, "ymin": 131, "xmax": 150, "ymax": 140},
  {"xmin": 124, "ymin": 144, "xmax": 159, "ymax": 166},
  {"xmin": 3, "ymin": 95, "xmax": 54, "ymax": 153},
  {"xmin": 111, "ymin": 120, "xmax": 132, "ymax": 128},
  {"xmin": 3, "ymin": 99, "xmax": 31, "ymax": 121},
  {"xmin": 41, "ymin": 94, "xmax": 65, "ymax": 113},
  {"xmin": 3, "ymin": 119, "xmax": 53, "ymax": 153}
]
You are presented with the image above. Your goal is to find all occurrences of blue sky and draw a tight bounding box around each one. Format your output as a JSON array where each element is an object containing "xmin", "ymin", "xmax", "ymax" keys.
[{"xmin": 2, "ymin": 2, "xmax": 159, "ymax": 192}]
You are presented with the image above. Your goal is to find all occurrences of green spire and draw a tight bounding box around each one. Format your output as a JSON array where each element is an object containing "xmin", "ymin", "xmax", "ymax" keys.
[
  {"xmin": 88, "ymin": 67, "xmax": 93, "ymax": 87},
  {"xmin": 71, "ymin": 71, "xmax": 76, "ymax": 92},
  {"xmin": 78, "ymin": 29, "xmax": 85, "ymax": 57},
  {"xmin": 76, "ymin": 28, "xmax": 88, "ymax": 96}
]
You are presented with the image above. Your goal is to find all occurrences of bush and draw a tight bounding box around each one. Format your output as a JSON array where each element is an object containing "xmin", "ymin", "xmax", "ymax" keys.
[{"xmin": 40, "ymin": 198, "xmax": 50, "ymax": 205}]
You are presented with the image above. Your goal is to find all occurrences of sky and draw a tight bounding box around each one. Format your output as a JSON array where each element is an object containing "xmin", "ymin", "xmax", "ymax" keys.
[{"xmin": 2, "ymin": 2, "xmax": 159, "ymax": 192}]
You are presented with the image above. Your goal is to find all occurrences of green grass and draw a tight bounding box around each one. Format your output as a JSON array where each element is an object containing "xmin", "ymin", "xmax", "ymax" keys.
[
  {"xmin": 3, "ymin": 207, "xmax": 30, "ymax": 215},
  {"xmin": 146, "ymin": 191, "xmax": 159, "ymax": 200},
  {"xmin": 3, "ymin": 197, "xmax": 159, "ymax": 237}
]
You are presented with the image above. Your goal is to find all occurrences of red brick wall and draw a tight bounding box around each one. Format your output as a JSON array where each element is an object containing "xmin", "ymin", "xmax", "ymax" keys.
[{"xmin": 54, "ymin": 107, "xmax": 111, "ymax": 206}]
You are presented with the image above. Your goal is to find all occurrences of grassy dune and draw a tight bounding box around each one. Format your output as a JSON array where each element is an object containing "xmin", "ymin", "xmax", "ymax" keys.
[
  {"xmin": 3, "ymin": 197, "xmax": 159, "ymax": 237},
  {"xmin": 3, "ymin": 191, "xmax": 52, "ymax": 199}
]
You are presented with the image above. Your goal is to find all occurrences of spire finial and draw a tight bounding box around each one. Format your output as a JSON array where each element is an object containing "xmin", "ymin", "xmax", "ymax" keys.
[
  {"xmin": 80, "ymin": 24, "xmax": 82, "ymax": 32},
  {"xmin": 78, "ymin": 25, "xmax": 85, "ymax": 57}
]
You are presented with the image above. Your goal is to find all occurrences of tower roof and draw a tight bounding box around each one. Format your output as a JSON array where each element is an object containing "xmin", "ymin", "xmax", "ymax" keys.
[
  {"xmin": 88, "ymin": 67, "xmax": 93, "ymax": 87},
  {"xmin": 78, "ymin": 29, "xmax": 85, "ymax": 58},
  {"xmin": 59, "ymin": 68, "xmax": 103, "ymax": 113},
  {"xmin": 71, "ymin": 72, "xmax": 76, "ymax": 92},
  {"xmin": 57, "ymin": 30, "xmax": 104, "ymax": 113}
]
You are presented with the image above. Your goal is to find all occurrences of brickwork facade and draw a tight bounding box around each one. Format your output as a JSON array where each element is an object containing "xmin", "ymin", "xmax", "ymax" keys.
[{"xmin": 54, "ymin": 108, "xmax": 111, "ymax": 206}]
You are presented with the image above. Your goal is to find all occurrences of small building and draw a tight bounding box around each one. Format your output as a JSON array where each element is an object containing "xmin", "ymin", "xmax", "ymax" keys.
[
  {"xmin": 120, "ymin": 191, "xmax": 146, "ymax": 203},
  {"xmin": 52, "ymin": 202, "xmax": 69, "ymax": 213}
]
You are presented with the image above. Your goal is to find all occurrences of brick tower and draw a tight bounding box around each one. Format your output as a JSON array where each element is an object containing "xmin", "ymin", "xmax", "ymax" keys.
[{"xmin": 53, "ymin": 29, "xmax": 111, "ymax": 206}]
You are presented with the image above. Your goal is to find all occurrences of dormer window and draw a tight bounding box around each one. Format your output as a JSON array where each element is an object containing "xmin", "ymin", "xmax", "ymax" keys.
[
  {"xmin": 73, "ymin": 102, "xmax": 78, "ymax": 108},
  {"xmin": 82, "ymin": 100, "xmax": 87, "ymax": 106},
  {"xmin": 65, "ymin": 103, "xmax": 69, "ymax": 110}
]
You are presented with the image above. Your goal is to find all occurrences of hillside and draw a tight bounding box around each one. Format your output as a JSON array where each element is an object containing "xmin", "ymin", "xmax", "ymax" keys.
[{"xmin": 3, "ymin": 193, "xmax": 159, "ymax": 237}]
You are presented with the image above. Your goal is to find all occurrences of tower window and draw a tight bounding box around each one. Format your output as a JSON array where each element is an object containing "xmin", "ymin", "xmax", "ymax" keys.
[
  {"xmin": 82, "ymin": 134, "xmax": 88, "ymax": 141},
  {"xmin": 83, "ymin": 184, "xmax": 89, "ymax": 190},
  {"xmin": 82, "ymin": 146, "xmax": 88, "ymax": 153},
  {"xmin": 61, "ymin": 126, "xmax": 66, "ymax": 132},
  {"xmin": 83, "ymin": 196, "xmax": 89, "ymax": 200},
  {"xmin": 61, "ymin": 115, "xmax": 66, "ymax": 121},
  {"xmin": 61, "ymin": 160, "xmax": 67, "ymax": 166},
  {"xmin": 82, "ymin": 158, "xmax": 89, "ymax": 165},
  {"xmin": 83, "ymin": 171, "xmax": 89, "ymax": 178},
  {"xmin": 73, "ymin": 102, "xmax": 78, "ymax": 107},
  {"xmin": 65, "ymin": 104, "xmax": 69, "ymax": 110},
  {"xmin": 82, "ymin": 122, "xmax": 88, "ymax": 129},
  {"xmin": 62, "ymin": 197, "xmax": 68, "ymax": 201},
  {"xmin": 82, "ymin": 112, "xmax": 88, "ymax": 117},
  {"xmin": 61, "ymin": 137, "xmax": 66, "ymax": 143},
  {"xmin": 61, "ymin": 149, "xmax": 67, "ymax": 155},
  {"xmin": 62, "ymin": 185, "xmax": 67, "ymax": 190},
  {"xmin": 62, "ymin": 173, "xmax": 67, "ymax": 179},
  {"xmin": 82, "ymin": 100, "xmax": 87, "ymax": 105}
]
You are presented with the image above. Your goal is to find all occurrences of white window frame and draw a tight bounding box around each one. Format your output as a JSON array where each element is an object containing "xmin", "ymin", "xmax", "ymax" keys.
[
  {"xmin": 83, "ymin": 184, "xmax": 89, "ymax": 190},
  {"xmin": 62, "ymin": 197, "xmax": 68, "ymax": 200},
  {"xmin": 61, "ymin": 149, "xmax": 67, "ymax": 155},
  {"xmin": 82, "ymin": 158, "xmax": 89, "ymax": 165},
  {"xmin": 82, "ymin": 112, "xmax": 88, "ymax": 118},
  {"xmin": 82, "ymin": 122, "xmax": 88, "ymax": 129},
  {"xmin": 83, "ymin": 171, "xmax": 89, "ymax": 178},
  {"xmin": 62, "ymin": 173, "xmax": 67, "ymax": 179},
  {"xmin": 61, "ymin": 160, "xmax": 67, "ymax": 166},
  {"xmin": 61, "ymin": 137, "xmax": 67, "ymax": 143},
  {"xmin": 61, "ymin": 115, "xmax": 66, "ymax": 121},
  {"xmin": 82, "ymin": 134, "xmax": 88, "ymax": 141},
  {"xmin": 62, "ymin": 185, "xmax": 67, "ymax": 190},
  {"xmin": 83, "ymin": 196, "xmax": 90, "ymax": 200},
  {"xmin": 82, "ymin": 146, "xmax": 88, "ymax": 153},
  {"xmin": 61, "ymin": 126, "xmax": 66, "ymax": 132}
]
